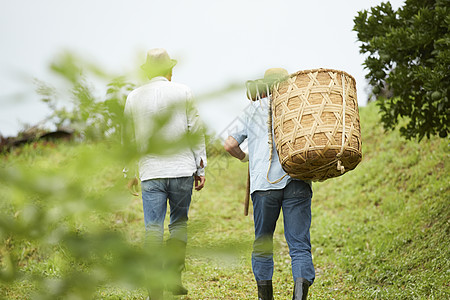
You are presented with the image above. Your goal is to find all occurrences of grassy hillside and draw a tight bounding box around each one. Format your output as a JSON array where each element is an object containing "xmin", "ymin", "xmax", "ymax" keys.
[
  {"xmin": 0, "ymin": 102, "xmax": 448, "ymax": 299},
  {"xmin": 308, "ymin": 103, "xmax": 449, "ymax": 299}
]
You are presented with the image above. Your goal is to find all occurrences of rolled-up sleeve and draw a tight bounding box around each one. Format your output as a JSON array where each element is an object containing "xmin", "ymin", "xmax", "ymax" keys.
[
  {"xmin": 186, "ymin": 92, "xmax": 207, "ymax": 176},
  {"xmin": 229, "ymin": 111, "xmax": 248, "ymax": 145}
]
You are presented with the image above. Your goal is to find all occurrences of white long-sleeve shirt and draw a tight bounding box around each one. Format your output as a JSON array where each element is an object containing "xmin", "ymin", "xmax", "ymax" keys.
[{"xmin": 124, "ymin": 76, "xmax": 207, "ymax": 181}]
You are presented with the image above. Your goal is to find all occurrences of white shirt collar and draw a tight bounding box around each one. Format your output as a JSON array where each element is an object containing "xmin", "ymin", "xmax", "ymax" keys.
[{"xmin": 149, "ymin": 76, "xmax": 169, "ymax": 83}]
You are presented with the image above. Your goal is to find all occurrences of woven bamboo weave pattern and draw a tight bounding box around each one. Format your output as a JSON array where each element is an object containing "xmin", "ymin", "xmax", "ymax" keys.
[{"xmin": 272, "ymin": 68, "xmax": 362, "ymax": 181}]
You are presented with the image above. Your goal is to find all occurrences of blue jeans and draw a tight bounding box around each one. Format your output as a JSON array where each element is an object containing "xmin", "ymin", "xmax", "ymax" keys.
[
  {"xmin": 251, "ymin": 180, "xmax": 315, "ymax": 284},
  {"xmin": 141, "ymin": 176, "xmax": 194, "ymax": 244}
]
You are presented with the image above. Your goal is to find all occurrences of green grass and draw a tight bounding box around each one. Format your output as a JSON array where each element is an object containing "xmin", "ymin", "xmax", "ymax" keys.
[
  {"xmin": 1, "ymin": 102, "xmax": 449, "ymax": 299},
  {"xmin": 307, "ymin": 104, "xmax": 449, "ymax": 299}
]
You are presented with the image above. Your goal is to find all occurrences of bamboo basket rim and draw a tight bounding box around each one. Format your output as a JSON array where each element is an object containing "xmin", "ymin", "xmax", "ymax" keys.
[{"xmin": 286, "ymin": 68, "xmax": 356, "ymax": 83}]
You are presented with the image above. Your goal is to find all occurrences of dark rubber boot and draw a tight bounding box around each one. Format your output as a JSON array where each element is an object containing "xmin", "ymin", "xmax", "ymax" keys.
[
  {"xmin": 257, "ymin": 280, "xmax": 274, "ymax": 300},
  {"xmin": 292, "ymin": 277, "xmax": 310, "ymax": 300}
]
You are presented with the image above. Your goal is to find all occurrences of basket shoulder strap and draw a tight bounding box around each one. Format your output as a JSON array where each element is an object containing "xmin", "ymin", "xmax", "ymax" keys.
[{"xmin": 266, "ymin": 94, "xmax": 288, "ymax": 184}]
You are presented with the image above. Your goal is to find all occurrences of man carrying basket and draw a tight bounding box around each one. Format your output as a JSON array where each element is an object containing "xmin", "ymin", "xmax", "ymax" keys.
[{"xmin": 224, "ymin": 68, "xmax": 314, "ymax": 300}]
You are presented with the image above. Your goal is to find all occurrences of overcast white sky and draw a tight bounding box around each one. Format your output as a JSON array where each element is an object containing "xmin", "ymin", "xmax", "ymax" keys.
[{"xmin": 0, "ymin": 0, "xmax": 405, "ymax": 137}]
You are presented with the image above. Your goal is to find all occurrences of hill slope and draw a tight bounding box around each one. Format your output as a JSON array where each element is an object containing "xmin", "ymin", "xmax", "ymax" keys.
[
  {"xmin": 0, "ymin": 102, "xmax": 448, "ymax": 299},
  {"xmin": 307, "ymin": 102, "xmax": 449, "ymax": 298}
]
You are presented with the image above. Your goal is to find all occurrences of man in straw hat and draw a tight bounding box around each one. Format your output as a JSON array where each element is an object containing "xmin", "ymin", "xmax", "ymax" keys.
[
  {"xmin": 124, "ymin": 48, "xmax": 207, "ymax": 299},
  {"xmin": 224, "ymin": 68, "xmax": 314, "ymax": 300}
]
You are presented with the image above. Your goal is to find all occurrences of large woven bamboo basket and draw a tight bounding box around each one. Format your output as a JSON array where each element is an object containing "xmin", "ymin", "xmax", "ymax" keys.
[{"xmin": 271, "ymin": 68, "xmax": 362, "ymax": 181}]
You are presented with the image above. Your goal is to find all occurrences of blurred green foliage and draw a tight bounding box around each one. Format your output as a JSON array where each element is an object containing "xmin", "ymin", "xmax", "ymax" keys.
[
  {"xmin": 353, "ymin": 0, "xmax": 449, "ymax": 140},
  {"xmin": 0, "ymin": 52, "xmax": 210, "ymax": 299},
  {"xmin": 0, "ymin": 140, "xmax": 181, "ymax": 299},
  {"xmin": 37, "ymin": 52, "xmax": 136, "ymax": 142}
]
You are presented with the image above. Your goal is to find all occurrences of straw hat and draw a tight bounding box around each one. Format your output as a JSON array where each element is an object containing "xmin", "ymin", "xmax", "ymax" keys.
[
  {"xmin": 263, "ymin": 68, "xmax": 289, "ymax": 84},
  {"xmin": 141, "ymin": 48, "xmax": 177, "ymax": 76},
  {"xmin": 246, "ymin": 68, "xmax": 289, "ymax": 101}
]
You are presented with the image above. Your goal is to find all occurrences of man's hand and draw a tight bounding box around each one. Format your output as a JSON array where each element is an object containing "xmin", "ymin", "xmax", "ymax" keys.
[
  {"xmin": 194, "ymin": 175, "xmax": 206, "ymax": 191},
  {"xmin": 127, "ymin": 177, "xmax": 139, "ymax": 196},
  {"xmin": 240, "ymin": 152, "xmax": 249, "ymax": 162}
]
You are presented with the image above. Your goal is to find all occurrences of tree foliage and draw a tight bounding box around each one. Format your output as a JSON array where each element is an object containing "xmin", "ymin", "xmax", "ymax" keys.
[{"xmin": 353, "ymin": 0, "xmax": 449, "ymax": 140}]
